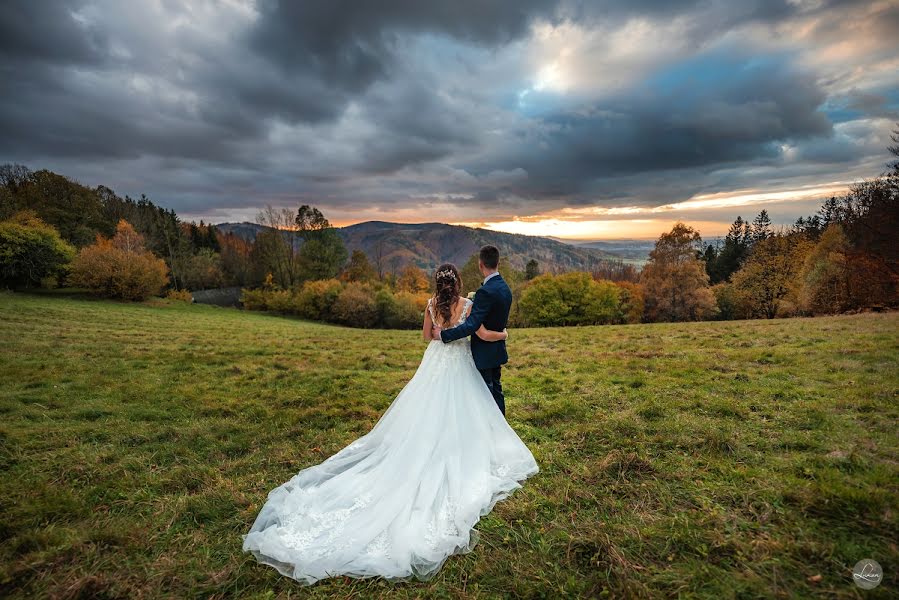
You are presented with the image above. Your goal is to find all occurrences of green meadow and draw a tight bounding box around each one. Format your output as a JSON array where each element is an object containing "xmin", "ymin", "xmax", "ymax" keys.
[{"xmin": 0, "ymin": 291, "xmax": 896, "ymax": 599}]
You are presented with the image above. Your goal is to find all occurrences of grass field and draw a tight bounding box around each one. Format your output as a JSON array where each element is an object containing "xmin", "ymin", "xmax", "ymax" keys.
[{"xmin": 0, "ymin": 291, "xmax": 897, "ymax": 599}]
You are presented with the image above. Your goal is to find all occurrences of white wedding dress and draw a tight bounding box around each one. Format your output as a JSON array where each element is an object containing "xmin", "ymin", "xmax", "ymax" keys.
[{"xmin": 242, "ymin": 298, "xmax": 539, "ymax": 584}]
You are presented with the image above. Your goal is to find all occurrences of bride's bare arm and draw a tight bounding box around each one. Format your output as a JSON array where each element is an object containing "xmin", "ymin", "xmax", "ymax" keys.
[
  {"xmin": 422, "ymin": 304, "xmax": 435, "ymax": 341},
  {"xmin": 475, "ymin": 325, "xmax": 507, "ymax": 341}
]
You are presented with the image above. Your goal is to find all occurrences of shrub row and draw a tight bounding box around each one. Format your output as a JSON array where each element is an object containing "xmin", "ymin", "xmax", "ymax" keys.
[{"xmin": 242, "ymin": 281, "xmax": 430, "ymax": 329}]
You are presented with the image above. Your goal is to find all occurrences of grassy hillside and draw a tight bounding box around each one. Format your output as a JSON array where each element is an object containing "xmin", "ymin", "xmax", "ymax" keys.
[{"xmin": 0, "ymin": 292, "xmax": 896, "ymax": 599}]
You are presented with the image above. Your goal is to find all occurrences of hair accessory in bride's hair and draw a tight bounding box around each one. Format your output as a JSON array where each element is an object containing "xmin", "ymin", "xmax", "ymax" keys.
[{"xmin": 436, "ymin": 268, "xmax": 456, "ymax": 281}]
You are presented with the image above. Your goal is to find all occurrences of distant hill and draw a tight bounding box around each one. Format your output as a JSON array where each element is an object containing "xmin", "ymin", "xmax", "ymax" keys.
[
  {"xmin": 215, "ymin": 221, "xmax": 622, "ymax": 272},
  {"xmin": 565, "ymin": 239, "xmax": 657, "ymax": 265}
]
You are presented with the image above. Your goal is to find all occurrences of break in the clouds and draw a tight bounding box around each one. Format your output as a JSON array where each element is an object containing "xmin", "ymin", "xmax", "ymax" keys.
[{"xmin": 1, "ymin": 0, "xmax": 897, "ymax": 238}]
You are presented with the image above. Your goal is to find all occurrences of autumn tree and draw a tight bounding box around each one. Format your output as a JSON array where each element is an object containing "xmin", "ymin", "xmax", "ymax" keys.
[
  {"xmin": 799, "ymin": 224, "xmax": 852, "ymax": 314},
  {"xmin": 614, "ymin": 281, "xmax": 645, "ymax": 324},
  {"xmin": 729, "ymin": 233, "xmax": 812, "ymax": 318},
  {"xmin": 343, "ymin": 249, "xmax": 376, "ymax": 282},
  {"xmin": 641, "ymin": 223, "xmax": 717, "ymax": 322},
  {"xmin": 70, "ymin": 220, "xmax": 168, "ymax": 300},
  {"xmin": 525, "ymin": 259, "xmax": 540, "ymax": 280},
  {"xmin": 396, "ymin": 264, "xmax": 430, "ymax": 293},
  {"xmin": 592, "ymin": 259, "xmax": 640, "ymax": 283},
  {"xmin": 0, "ymin": 211, "xmax": 75, "ymax": 287},
  {"xmin": 219, "ymin": 231, "xmax": 255, "ymax": 286}
]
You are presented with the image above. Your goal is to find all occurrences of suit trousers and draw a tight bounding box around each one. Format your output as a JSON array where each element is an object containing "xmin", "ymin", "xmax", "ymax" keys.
[{"xmin": 478, "ymin": 366, "xmax": 505, "ymax": 415}]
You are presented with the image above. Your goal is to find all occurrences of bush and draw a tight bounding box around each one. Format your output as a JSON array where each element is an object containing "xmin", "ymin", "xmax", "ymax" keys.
[
  {"xmin": 712, "ymin": 283, "xmax": 740, "ymax": 320},
  {"xmin": 295, "ymin": 279, "xmax": 343, "ymax": 320},
  {"xmin": 264, "ymin": 289, "xmax": 294, "ymax": 313},
  {"xmin": 166, "ymin": 289, "xmax": 193, "ymax": 303},
  {"xmin": 332, "ymin": 282, "xmax": 379, "ymax": 327},
  {"xmin": 517, "ymin": 272, "xmax": 622, "ymax": 326},
  {"xmin": 0, "ymin": 211, "xmax": 76, "ymax": 287},
  {"xmin": 240, "ymin": 288, "xmax": 270, "ymax": 311},
  {"xmin": 69, "ymin": 220, "xmax": 168, "ymax": 300},
  {"xmin": 377, "ymin": 289, "xmax": 423, "ymax": 329}
]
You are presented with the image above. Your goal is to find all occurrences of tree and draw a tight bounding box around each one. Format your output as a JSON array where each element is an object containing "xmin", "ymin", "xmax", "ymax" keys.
[
  {"xmin": 614, "ymin": 281, "xmax": 645, "ymax": 324},
  {"xmin": 641, "ymin": 223, "xmax": 717, "ymax": 322},
  {"xmin": 219, "ymin": 232, "xmax": 254, "ymax": 286},
  {"xmin": 0, "ymin": 212, "xmax": 76, "ymax": 287},
  {"xmin": 294, "ymin": 205, "xmax": 348, "ymax": 281},
  {"xmin": 396, "ymin": 264, "xmax": 430, "ymax": 293},
  {"xmin": 592, "ymin": 259, "xmax": 640, "ymax": 283},
  {"xmin": 705, "ymin": 216, "xmax": 751, "ymax": 283},
  {"xmin": 799, "ymin": 224, "xmax": 852, "ymax": 314},
  {"xmin": 373, "ymin": 239, "xmax": 386, "ymax": 280},
  {"xmin": 525, "ymin": 259, "xmax": 540, "ymax": 280},
  {"xmin": 343, "ymin": 249, "xmax": 376, "ymax": 282},
  {"xmin": 297, "ymin": 228, "xmax": 347, "ymax": 281},
  {"xmin": 460, "ymin": 253, "xmax": 482, "ymax": 295},
  {"xmin": 181, "ymin": 248, "xmax": 226, "ymax": 291},
  {"xmin": 0, "ymin": 168, "xmax": 109, "ymax": 246},
  {"xmin": 888, "ymin": 121, "xmax": 899, "ymax": 174},
  {"xmin": 255, "ymin": 205, "xmax": 302, "ymax": 288},
  {"xmin": 729, "ymin": 233, "xmax": 812, "ymax": 319},
  {"xmin": 751, "ymin": 210, "xmax": 772, "ymax": 244},
  {"xmin": 69, "ymin": 220, "xmax": 169, "ymax": 300}
]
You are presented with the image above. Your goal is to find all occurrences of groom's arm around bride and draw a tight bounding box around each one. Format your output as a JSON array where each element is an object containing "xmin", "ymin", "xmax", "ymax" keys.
[{"xmin": 437, "ymin": 245, "xmax": 512, "ymax": 415}]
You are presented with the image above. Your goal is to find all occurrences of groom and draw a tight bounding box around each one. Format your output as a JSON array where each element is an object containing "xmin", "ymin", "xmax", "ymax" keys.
[{"xmin": 435, "ymin": 245, "xmax": 512, "ymax": 415}]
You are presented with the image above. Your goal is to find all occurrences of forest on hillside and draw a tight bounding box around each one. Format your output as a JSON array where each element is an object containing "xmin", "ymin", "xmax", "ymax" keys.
[{"xmin": 1, "ymin": 126, "xmax": 896, "ymax": 328}]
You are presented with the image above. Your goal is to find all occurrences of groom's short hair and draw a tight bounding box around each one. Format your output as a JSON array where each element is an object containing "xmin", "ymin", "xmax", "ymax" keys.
[{"xmin": 479, "ymin": 245, "xmax": 499, "ymax": 269}]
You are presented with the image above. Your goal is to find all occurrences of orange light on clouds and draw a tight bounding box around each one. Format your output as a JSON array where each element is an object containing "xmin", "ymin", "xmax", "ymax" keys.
[
  {"xmin": 453, "ymin": 182, "xmax": 851, "ymax": 239},
  {"xmin": 455, "ymin": 218, "xmax": 729, "ymax": 240}
]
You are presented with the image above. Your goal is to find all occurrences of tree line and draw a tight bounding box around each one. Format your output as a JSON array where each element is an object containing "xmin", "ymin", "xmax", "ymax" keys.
[{"xmin": 1, "ymin": 125, "xmax": 896, "ymax": 325}]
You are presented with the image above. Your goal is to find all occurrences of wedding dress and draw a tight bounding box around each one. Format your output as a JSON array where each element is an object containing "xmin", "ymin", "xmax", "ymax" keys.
[{"xmin": 242, "ymin": 298, "xmax": 539, "ymax": 584}]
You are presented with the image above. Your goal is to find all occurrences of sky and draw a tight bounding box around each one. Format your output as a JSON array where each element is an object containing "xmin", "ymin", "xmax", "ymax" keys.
[{"xmin": 2, "ymin": 1, "xmax": 897, "ymax": 240}]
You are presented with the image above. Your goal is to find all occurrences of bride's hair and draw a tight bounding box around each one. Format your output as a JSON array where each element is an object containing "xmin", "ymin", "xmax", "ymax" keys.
[{"xmin": 433, "ymin": 263, "xmax": 461, "ymax": 327}]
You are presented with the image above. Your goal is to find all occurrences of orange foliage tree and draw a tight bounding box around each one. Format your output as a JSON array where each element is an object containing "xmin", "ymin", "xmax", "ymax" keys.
[
  {"xmin": 70, "ymin": 220, "xmax": 168, "ymax": 300},
  {"xmin": 641, "ymin": 223, "xmax": 717, "ymax": 322},
  {"xmin": 396, "ymin": 264, "xmax": 430, "ymax": 293}
]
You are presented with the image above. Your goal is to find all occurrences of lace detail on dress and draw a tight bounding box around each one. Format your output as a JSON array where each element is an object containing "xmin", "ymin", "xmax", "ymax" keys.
[
  {"xmin": 279, "ymin": 492, "xmax": 374, "ymax": 554},
  {"xmin": 427, "ymin": 298, "xmax": 473, "ymax": 328}
]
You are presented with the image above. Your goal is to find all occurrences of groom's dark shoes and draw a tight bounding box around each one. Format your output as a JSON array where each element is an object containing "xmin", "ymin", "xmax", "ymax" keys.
[{"xmin": 439, "ymin": 273, "xmax": 512, "ymax": 415}]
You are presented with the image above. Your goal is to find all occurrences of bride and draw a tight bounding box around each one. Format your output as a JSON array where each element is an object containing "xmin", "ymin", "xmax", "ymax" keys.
[{"xmin": 242, "ymin": 263, "xmax": 539, "ymax": 584}]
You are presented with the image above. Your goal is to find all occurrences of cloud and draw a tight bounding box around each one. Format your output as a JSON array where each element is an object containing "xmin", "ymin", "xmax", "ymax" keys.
[{"xmin": 0, "ymin": 0, "xmax": 896, "ymax": 232}]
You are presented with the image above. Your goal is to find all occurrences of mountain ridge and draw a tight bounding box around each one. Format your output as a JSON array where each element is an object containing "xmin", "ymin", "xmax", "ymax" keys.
[{"xmin": 215, "ymin": 220, "xmax": 625, "ymax": 272}]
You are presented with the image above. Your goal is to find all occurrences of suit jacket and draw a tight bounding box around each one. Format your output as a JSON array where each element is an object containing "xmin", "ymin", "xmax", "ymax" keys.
[{"xmin": 440, "ymin": 273, "xmax": 512, "ymax": 370}]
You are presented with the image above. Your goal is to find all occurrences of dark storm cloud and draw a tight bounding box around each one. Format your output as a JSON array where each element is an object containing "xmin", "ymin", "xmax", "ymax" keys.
[
  {"xmin": 235, "ymin": 0, "xmax": 561, "ymax": 127},
  {"xmin": 0, "ymin": 1, "xmax": 106, "ymax": 65},
  {"xmin": 0, "ymin": 0, "xmax": 896, "ymax": 222}
]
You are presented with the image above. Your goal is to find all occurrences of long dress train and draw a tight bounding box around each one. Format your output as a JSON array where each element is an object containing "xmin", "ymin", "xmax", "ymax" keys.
[{"xmin": 242, "ymin": 298, "xmax": 538, "ymax": 584}]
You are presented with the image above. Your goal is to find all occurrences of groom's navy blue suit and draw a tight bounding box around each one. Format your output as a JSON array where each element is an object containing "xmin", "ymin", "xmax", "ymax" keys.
[{"xmin": 440, "ymin": 272, "xmax": 512, "ymax": 415}]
